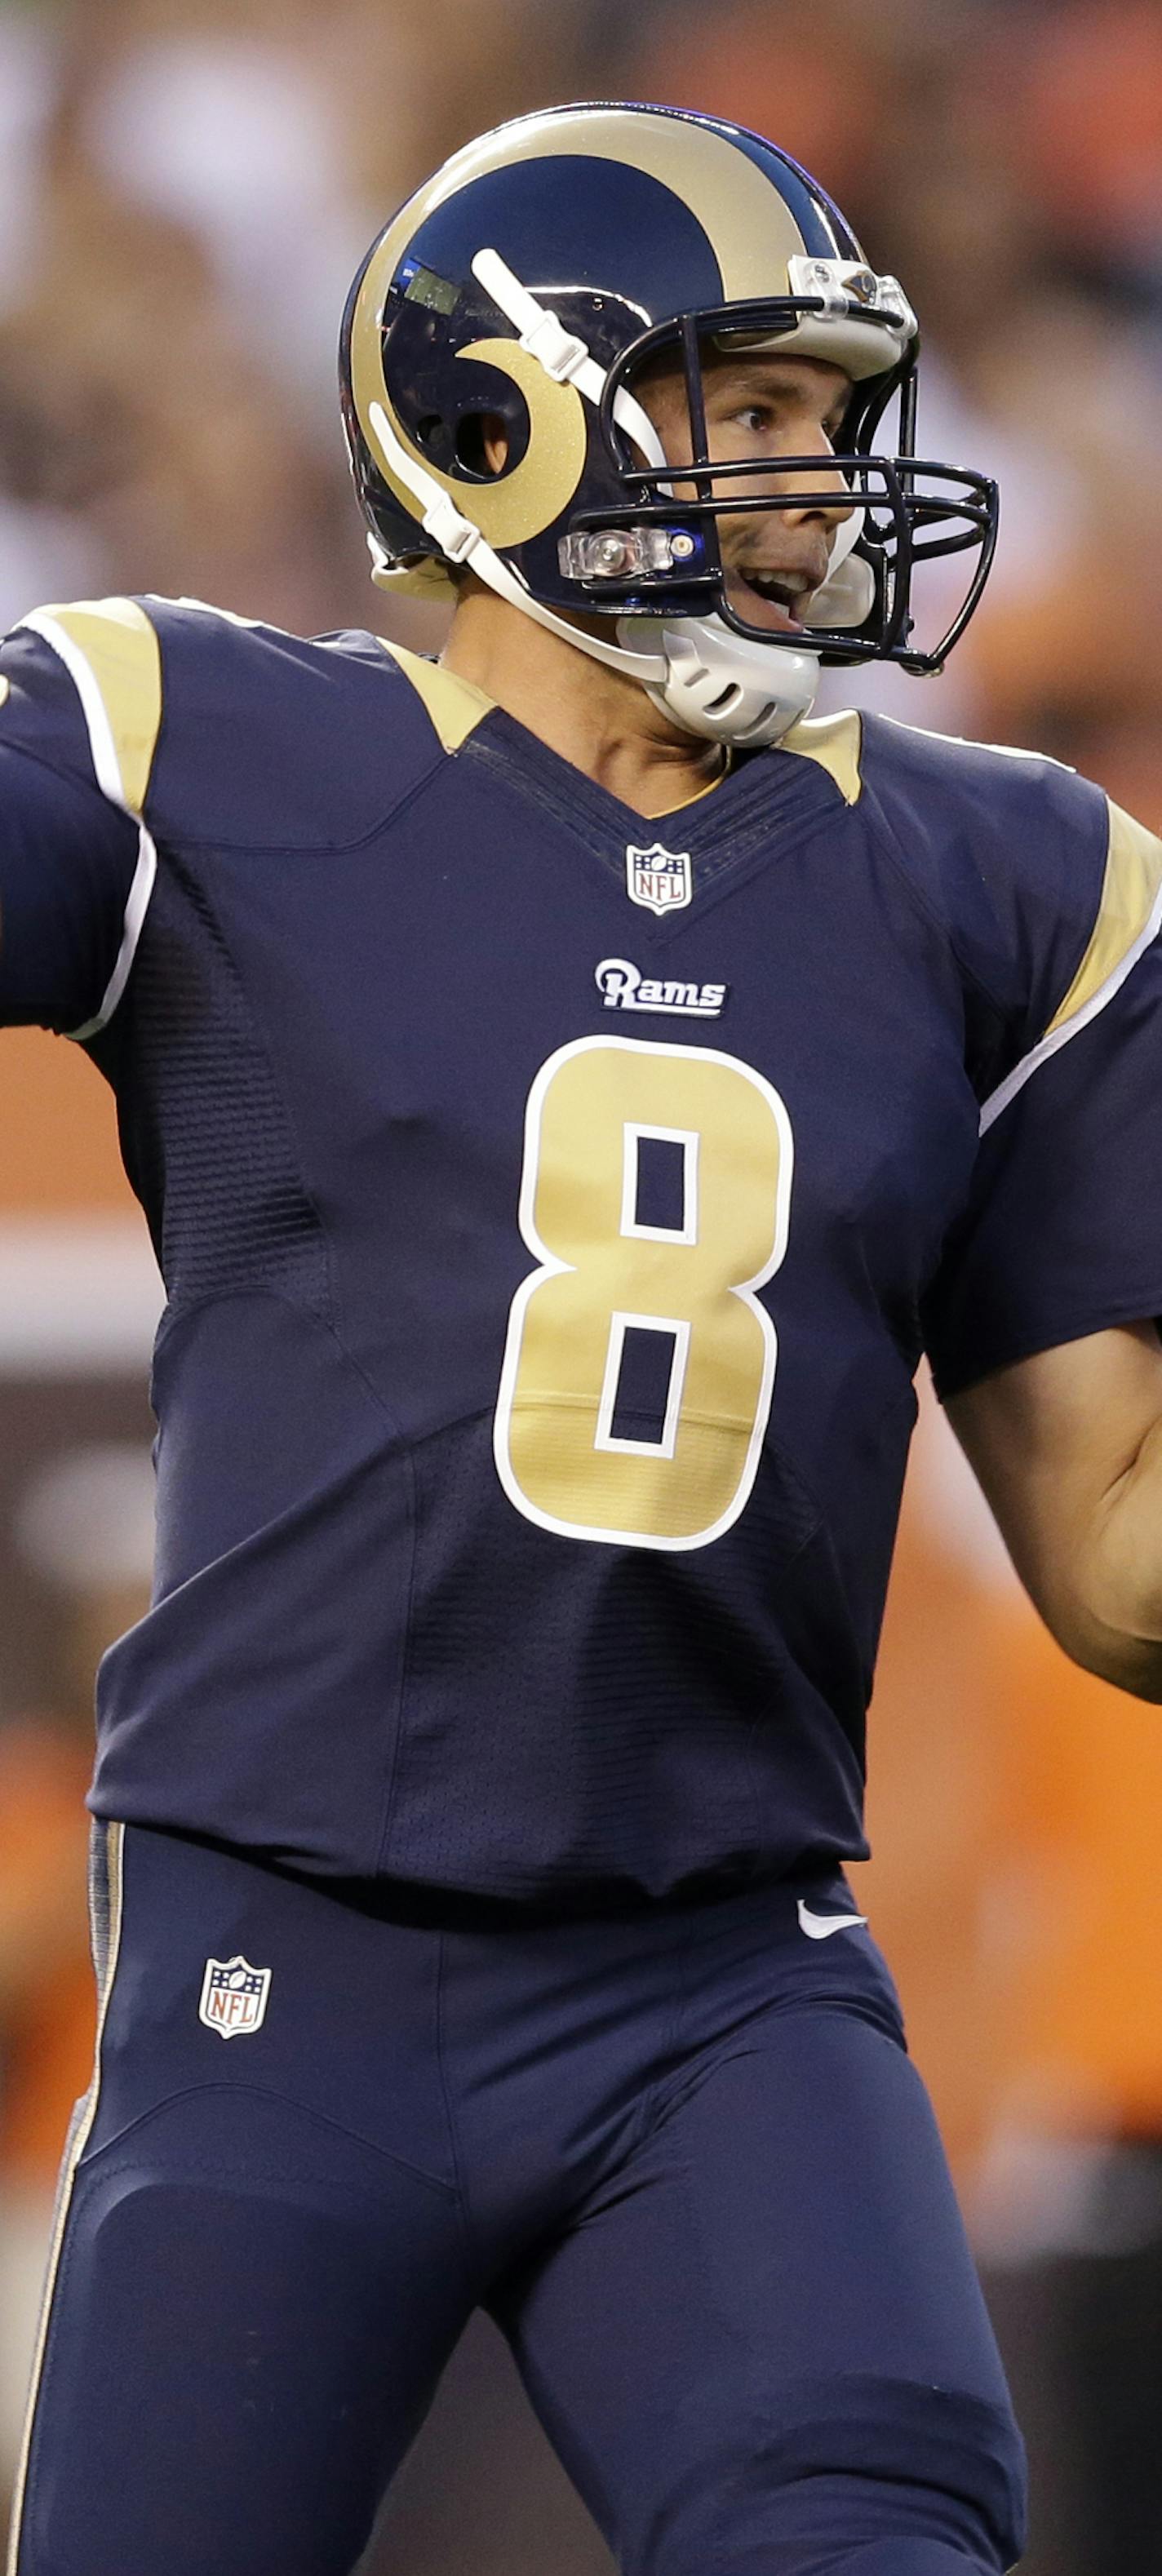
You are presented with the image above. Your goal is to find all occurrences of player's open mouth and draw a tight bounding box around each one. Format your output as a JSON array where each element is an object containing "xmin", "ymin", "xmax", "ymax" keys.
[{"xmin": 730, "ymin": 570, "xmax": 814, "ymax": 632}]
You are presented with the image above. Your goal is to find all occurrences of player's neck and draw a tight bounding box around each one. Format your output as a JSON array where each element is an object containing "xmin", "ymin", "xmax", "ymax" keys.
[{"xmin": 441, "ymin": 582, "xmax": 728, "ymax": 818}]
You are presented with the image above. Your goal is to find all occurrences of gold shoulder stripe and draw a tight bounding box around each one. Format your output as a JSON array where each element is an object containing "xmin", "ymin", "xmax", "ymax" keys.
[
  {"xmin": 1046, "ymin": 800, "xmax": 1162, "ymax": 1040},
  {"xmin": 38, "ymin": 597, "xmax": 162, "ymax": 815},
  {"xmin": 377, "ymin": 639, "xmax": 494, "ymax": 752},
  {"xmin": 0, "ymin": 675, "xmax": 10, "ymax": 709},
  {"xmin": 778, "ymin": 709, "xmax": 863, "ymax": 805}
]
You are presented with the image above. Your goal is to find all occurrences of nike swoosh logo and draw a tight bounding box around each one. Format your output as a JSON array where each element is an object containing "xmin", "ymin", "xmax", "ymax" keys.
[{"xmin": 796, "ymin": 1898, "xmax": 869, "ymax": 1940}]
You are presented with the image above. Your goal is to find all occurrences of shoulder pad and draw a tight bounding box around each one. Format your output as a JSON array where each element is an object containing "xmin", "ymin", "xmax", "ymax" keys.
[
  {"xmin": 866, "ymin": 691, "xmax": 1098, "ymax": 839},
  {"xmin": 2, "ymin": 598, "xmax": 162, "ymax": 815},
  {"xmin": 135, "ymin": 600, "xmax": 479, "ymax": 852},
  {"xmin": 862, "ymin": 708, "xmax": 1072, "ymax": 792},
  {"xmin": 857, "ymin": 712, "xmax": 1141, "ymax": 1090},
  {"xmin": 5, "ymin": 596, "xmax": 488, "ymax": 855}
]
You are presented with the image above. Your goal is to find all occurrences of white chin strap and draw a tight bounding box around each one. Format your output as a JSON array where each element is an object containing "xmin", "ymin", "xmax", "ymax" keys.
[
  {"xmin": 369, "ymin": 246, "xmax": 830, "ymax": 751},
  {"xmin": 618, "ymin": 614, "xmax": 820, "ymax": 750}
]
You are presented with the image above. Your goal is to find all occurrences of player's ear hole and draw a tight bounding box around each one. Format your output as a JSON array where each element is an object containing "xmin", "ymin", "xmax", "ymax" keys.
[{"xmin": 455, "ymin": 411, "xmax": 509, "ymax": 477}]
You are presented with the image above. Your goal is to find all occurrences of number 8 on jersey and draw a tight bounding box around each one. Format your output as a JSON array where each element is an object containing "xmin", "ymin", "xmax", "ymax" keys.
[{"xmin": 493, "ymin": 1035, "xmax": 795, "ymax": 1550}]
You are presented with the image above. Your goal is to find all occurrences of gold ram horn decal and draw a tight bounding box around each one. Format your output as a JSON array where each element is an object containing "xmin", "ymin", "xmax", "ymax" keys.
[{"xmin": 352, "ymin": 245, "xmax": 588, "ymax": 550}]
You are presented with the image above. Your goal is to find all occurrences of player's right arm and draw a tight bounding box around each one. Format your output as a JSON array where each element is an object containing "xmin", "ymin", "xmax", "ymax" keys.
[{"xmin": 0, "ymin": 601, "xmax": 161, "ymax": 1037}]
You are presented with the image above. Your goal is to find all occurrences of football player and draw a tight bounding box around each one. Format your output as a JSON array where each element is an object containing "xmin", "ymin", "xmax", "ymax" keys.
[{"xmin": 5, "ymin": 100, "xmax": 1162, "ymax": 2576}]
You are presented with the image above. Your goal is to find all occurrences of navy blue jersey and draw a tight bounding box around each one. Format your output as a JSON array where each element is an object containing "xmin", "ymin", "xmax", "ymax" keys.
[{"xmin": 2, "ymin": 596, "xmax": 1161, "ymax": 1900}]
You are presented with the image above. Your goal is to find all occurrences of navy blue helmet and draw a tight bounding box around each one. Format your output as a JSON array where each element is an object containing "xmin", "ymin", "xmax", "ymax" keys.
[{"xmin": 340, "ymin": 103, "xmax": 998, "ymax": 746}]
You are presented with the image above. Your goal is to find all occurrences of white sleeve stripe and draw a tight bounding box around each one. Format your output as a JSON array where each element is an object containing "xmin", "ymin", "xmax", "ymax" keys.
[
  {"xmin": 978, "ymin": 875, "xmax": 1162, "ymax": 1136},
  {"xmin": 66, "ymin": 822, "xmax": 158, "ymax": 1042},
  {"xmin": 16, "ymin": 609, "xmax": 130, "ymax": 809},
  {"xmin": 15, "ymin": 609, "xmax": 157, "ymax": 1037}
]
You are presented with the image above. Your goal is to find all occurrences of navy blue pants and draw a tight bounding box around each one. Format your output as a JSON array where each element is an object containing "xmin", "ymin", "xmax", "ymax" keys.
[{"xmin": 8, "ymin": 1824, "xmax": 1025, "ymax": 2576}]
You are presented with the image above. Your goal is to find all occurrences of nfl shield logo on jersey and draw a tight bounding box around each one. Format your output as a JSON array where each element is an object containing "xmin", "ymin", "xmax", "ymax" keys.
[
  {"xmin": 199, "ymin": 1954, "xmax": 272, "ymax": 2038},
  {"xmin": 626, "ymin": 843, "xmax": 692, "ymax": 914}
]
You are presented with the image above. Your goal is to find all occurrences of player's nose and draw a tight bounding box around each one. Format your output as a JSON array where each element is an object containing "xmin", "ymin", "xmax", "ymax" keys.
[{"xmin": 772, "ymin": 440, "xmax": 854, "ymax": 530}]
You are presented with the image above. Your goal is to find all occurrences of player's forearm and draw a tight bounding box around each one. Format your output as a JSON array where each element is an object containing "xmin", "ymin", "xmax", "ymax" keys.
[
  {"xmin": 949, "ymin": 1328, "xmax": 1162, "ymax": 1702},
  {"xmin": 1071, "ymin": 1412, "xmax": 1162, "ymax": 1699}
]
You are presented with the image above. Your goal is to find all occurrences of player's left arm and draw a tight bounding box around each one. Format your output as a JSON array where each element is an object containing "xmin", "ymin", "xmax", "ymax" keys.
[
  {"xmin": 922, "ymin": 781, "xmax": 1162, "ymax": 1698},
  {"xmin": 947, "ymin": 1323, "xmax": 1162, "ymax": 1700}
]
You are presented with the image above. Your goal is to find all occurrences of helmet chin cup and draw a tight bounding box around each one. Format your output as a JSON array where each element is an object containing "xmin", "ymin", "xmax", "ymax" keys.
[
  {"xmin": 618, "ymin": 614, "xmax": 820, "ymax": 750},
  {"xmin": 801, "ymin": 551, "xmax": 876, "ymax": 631}
]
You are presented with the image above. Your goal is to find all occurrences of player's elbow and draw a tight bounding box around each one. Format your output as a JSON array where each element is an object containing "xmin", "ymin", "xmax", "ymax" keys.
[
  {"xmin": 1056, "ymin": 1441, "xmax": 1162, "ymax": 1700},
  {"xmin": 1045, "ymin": 1598, "xmax": 1162, "ymax": 1705}
]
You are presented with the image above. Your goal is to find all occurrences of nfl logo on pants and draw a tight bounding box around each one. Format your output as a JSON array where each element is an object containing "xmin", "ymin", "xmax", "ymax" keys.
[{"xmin": 198, "ymin": 1953, "xmax": 272, "ymax": 2037}]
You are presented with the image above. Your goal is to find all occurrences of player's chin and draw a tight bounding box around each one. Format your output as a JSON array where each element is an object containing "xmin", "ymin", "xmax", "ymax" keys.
[{"xmin": 723, "ymin": 573, "xmax": 809, "ymax": 636}]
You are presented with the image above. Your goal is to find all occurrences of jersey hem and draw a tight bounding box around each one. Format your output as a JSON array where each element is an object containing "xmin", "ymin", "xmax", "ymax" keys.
[{"xmin": 931, "ymin": 1288, "xmax": 1162, "ymax": 1403}]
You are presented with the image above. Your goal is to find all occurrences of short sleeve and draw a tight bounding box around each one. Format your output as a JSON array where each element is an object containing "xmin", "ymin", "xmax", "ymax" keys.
[
  {"xmin": 924, "ymin": 796, "xmax": 1162, "ymax": 1397},
  {"xmin": 0, "ymin": 601, "xmax": 162, "ymax": 1037}
]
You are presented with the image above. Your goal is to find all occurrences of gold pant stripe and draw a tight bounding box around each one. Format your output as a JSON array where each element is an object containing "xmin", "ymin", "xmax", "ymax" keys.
[{"xmin": 5, "ymin": 1822, "xmax": 126, "ymax": 2576}]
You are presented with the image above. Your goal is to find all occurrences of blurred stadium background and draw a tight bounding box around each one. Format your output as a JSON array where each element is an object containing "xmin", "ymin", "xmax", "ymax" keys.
[{"xmin": 2, "ymin": 2, "xmax": 1161, "ymax": 2569}]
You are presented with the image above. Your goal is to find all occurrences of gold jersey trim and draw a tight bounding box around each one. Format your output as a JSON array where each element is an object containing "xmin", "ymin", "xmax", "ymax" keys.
[
  {"xmin": 779, "ymin": 708, "xmax": 863, "ymax": 805},
  {"xmin": 979, "ymin": 797, "xmax": 1162, "ymax": 1136},
  {"xmin": 24, "ymin": 598, "xmax": 162, "ymax": 815},
  {"xmin": 376, "ymin": 639, "xmax": 495, "ymax": 752},
  {"xmin": 17, "ymin": 601, "xmax": 163, "ymax": 1040},
  {"xmin": 6, "ymin": 1822, "xmax": 126, "ymax": 2576},
  {"xmin": 1046, "ymin": 801, "xmax": 1162, "ymax": 1039}
]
